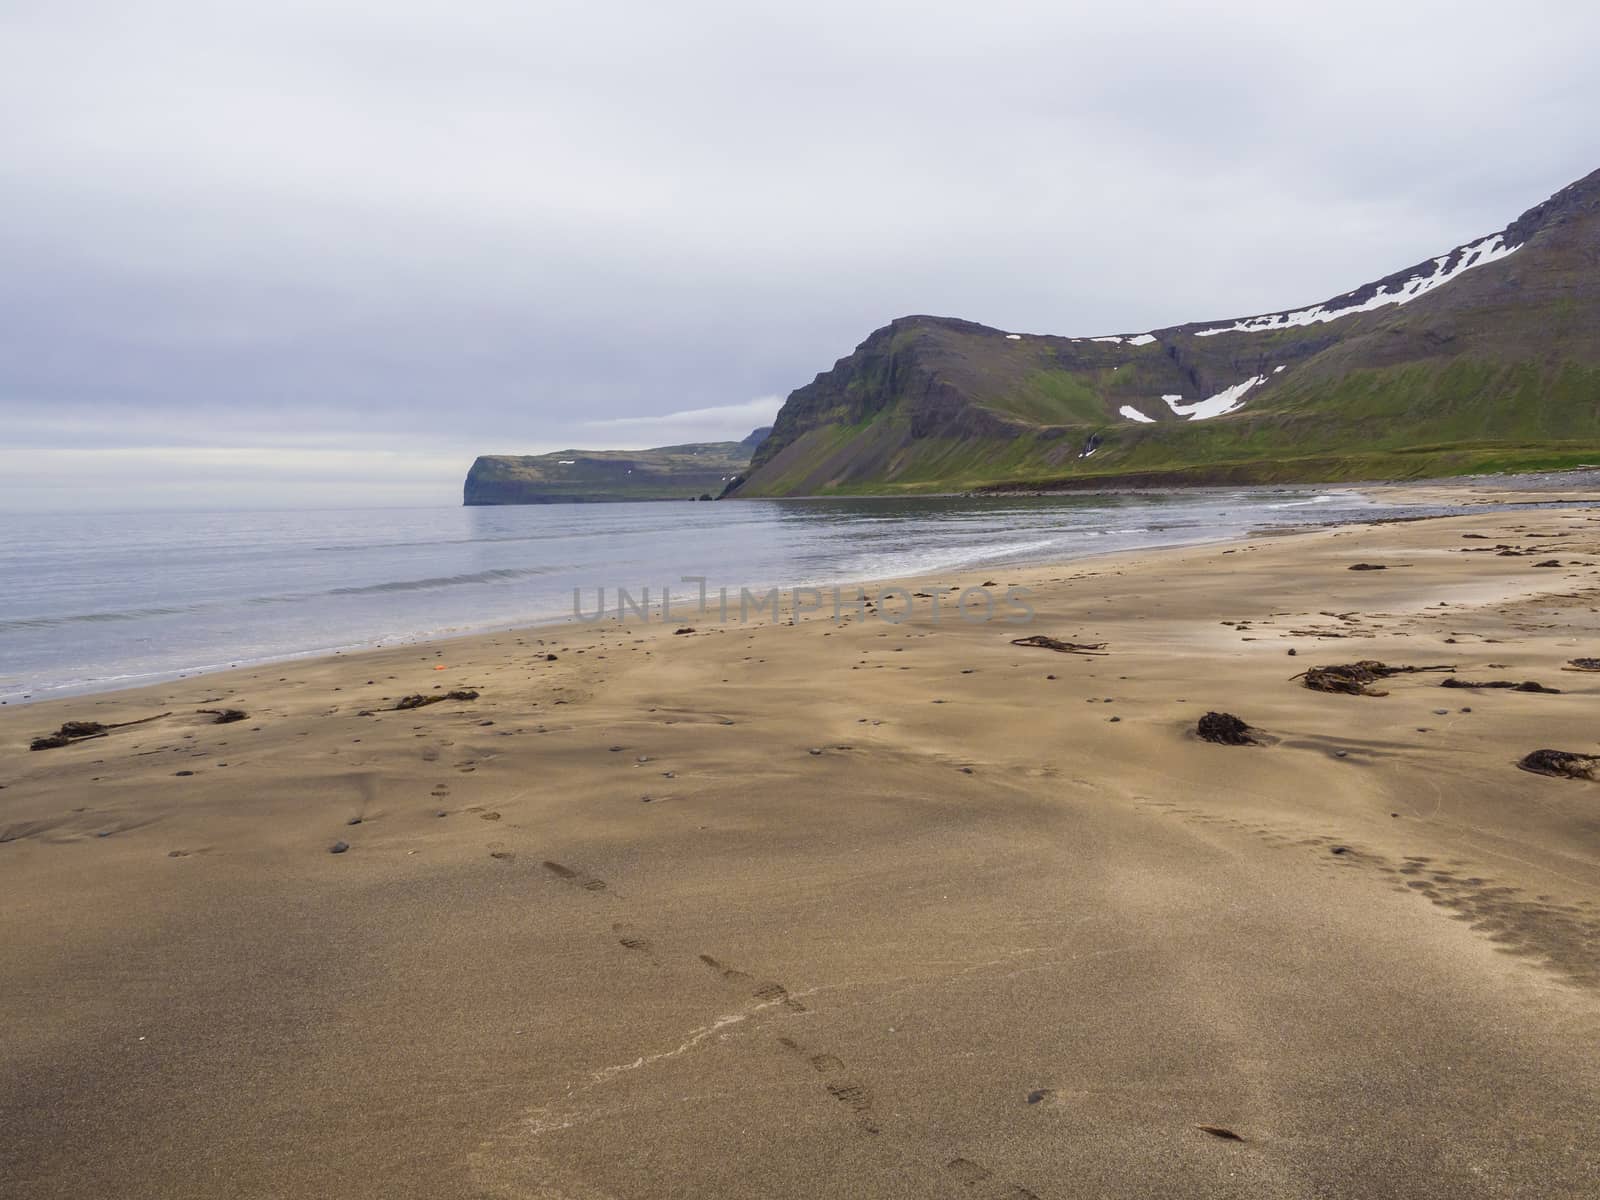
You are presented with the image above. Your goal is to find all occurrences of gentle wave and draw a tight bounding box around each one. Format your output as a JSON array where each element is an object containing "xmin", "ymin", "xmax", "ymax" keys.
[
  {"xmin": 3, "ymin": 564, "xmax": 566, "ymax": 631},
  {"xmin": 324, "ymin": 564, "xmax": 563, "ymax": 596},
  {"xmin": 0, "ymin": 604, "xmax": 198, "ymax": 633},
  {"xmin": 1265, "ymin": 494, "xmax": 1338, "ymax": 509}
]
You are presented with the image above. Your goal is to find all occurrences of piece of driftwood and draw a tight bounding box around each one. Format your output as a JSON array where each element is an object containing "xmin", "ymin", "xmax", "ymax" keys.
[
  {"xmin": 1294, "ymin": 661, "xmax": 1455, "ymax": 697},
  {"xmin": 1010, "ymin": 635, "xmax": 1107, "ymax": 655},
  {"xmin": 29, "ymin": 711, "xmax": 172, "ymax": 752}
]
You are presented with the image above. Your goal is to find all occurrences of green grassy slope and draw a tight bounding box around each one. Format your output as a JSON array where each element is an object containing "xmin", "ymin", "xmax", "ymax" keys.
[{"xmin": 734, "ymin": 168, "xmax": 1600, "ymax": 495}]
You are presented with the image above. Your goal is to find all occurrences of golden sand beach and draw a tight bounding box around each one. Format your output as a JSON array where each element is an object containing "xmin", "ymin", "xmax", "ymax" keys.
[{"xmin": 4, "ymin": 504, "xmax": 1599, "ymax": 1198}]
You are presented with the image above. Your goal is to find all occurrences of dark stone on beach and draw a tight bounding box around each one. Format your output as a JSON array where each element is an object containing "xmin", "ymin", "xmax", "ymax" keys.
[
  {"xmin": 674, "ymin": 627, "xmax": 695, "ymax": 635},
  {"xmin": 347, "ymin": 817, "xmax": 362, "ymax": 826},
  {"xmin": 174, "ymin": 770, "xmax": 195, "ymax": 777},
  {"xmin": 1534, "ymin": 559, "xmax": 1562, "ymax": 567},
  {"xmin": 1330, "ymin": 846, "xmax": 1350, "ymax": 855},
  {"xmin": 1349, "ymin": 563, "xmax": 1387, "ymax": 570},
  {"xmin": 1287, "ymin": 648, "xmax": 1297, "ymax": 656},
  {"xmin": 545, "ymin": 654, "xmax": 558, "ymax": 661},
  {"xmin": 1197, "ymin": 712, "xmax": 1256, "ymax": 746},
  {"xmin": 330, "ymin": 841, "xmax": 350, "ymax": 854}
]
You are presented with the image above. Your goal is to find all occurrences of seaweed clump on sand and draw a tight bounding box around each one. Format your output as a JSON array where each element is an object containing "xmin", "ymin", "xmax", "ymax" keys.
[
  {"xmin": 1010, "ymin": 635, "xmax": 1107, "ymax": 656},
  {"xmin": 29, "ymin": 711, "xmax": 171, "ymax": 752},
  {"xmin": 1197, "ymin": 712, "xmax": 1257, "ymax": 746},
  {"xmin": 1564, "ymin": 658, "xmax": 1600, "ymax": 672},
  {"xmin": 1517, "ymin": 750, "xmax": 1600, "ymax": 781},
  {"xmin": 199, "ymin": 708, "xmax": 248, "ymax": 724},
  {"xmin": 392, "ymin": 690, "xmax": 480, "ymax": 711},
  {"xmin": 1296, "ymin": 661, "xmax": 1455, "ymax": 697}
]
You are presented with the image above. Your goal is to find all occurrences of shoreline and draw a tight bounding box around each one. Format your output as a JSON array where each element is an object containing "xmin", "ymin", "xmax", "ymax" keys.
[
  {"xmin": 6, "ymin": 490, "xmax": 1365, "ymax": 709},
  {"xmin": 6, "ymin": 482, "xmax": 1575, "ymax": 711},
  {"xmin": 9, "ymin": 471, "xmax": 1598, "ymax": 710},
  {"xmin": 4, "ymin": 499, "xmax": 1600, "ymax": 1197}
]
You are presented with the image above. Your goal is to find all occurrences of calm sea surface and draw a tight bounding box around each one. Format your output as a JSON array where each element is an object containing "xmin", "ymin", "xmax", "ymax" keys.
[{"xmin": 0, "ymin": 489, "xmax": 1427, "ymax": 703}]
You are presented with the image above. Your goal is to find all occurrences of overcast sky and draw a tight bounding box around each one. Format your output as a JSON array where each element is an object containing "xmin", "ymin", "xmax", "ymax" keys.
[{"xmin": 3, "ymin": 0, "xmax": 1596, "ymax": 511}]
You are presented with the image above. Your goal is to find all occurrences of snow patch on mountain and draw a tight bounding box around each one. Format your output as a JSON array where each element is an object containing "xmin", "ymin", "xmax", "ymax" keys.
[
  {"xmin": 1163, "ymin": 376, "xmax": 1265, "ymax": 420},
  {"xmin": 1119, "ymin": 405, "xmax": 1156, "ymax": 423},
  {"xmin": 1194, "ymin": 233, "xmax": 1519, "ymax": 337},
  {"xmin": 1090, "ymin": 333, "xmax": 1157, "ymax": 346}
]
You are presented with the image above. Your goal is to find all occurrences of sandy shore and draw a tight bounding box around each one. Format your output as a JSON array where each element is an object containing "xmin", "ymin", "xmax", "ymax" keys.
[{"xmin": 4, "ymin": 506, "xmax": 1599, "ymax": 1199}]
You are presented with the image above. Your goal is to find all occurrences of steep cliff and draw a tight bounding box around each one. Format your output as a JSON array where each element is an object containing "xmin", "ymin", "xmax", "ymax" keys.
[{"xmin": 465, "ymin": 429, "xmax": 769, "ymax": 504}]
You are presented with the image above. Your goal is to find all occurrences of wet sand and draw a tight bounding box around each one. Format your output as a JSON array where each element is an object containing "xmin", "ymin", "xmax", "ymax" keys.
[{"xmin": 3, "ymin": 507, "xmax": 1599, "ymax": 1198}]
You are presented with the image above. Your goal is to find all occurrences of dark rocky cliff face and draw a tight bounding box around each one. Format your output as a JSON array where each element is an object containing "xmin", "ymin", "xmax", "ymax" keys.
[
  {"xmin": 463, "ymin": 432, "xmax": 766, "ymax": 504},
  {"xmin": 746, "ymin": 317, "xmax": 1034, "ymax": 477}
]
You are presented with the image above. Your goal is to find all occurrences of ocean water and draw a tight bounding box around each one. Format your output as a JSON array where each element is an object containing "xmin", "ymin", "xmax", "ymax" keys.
[{"xmin": 0, "ymin": 490, "xmax": 1395, "ymax": 703}]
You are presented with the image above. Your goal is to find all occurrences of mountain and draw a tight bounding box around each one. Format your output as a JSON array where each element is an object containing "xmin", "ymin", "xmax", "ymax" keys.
[
  {"xmin": 733, "ymin": 168, "xmax": 1600, "ymax": 496},
  {"xmin": 464, "ymin": 427, "xmax": 770, "ymax": 504}
]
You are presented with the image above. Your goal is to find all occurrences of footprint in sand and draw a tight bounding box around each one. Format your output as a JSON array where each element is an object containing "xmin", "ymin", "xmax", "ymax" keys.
[
  {"xmin": 697, "ymin": 953, "xmax": 753, "ymax": 986},
  {"xmin": 542, "ymin": 860, "xmax": 608, "ymax": 891},
  {"xmin": 611, "ymin": 922, "xmax": 658, "ymax": 962},
  {"xmin": 777, "ymin": 1036, "xmax": 879, "ymax": 1134}
]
